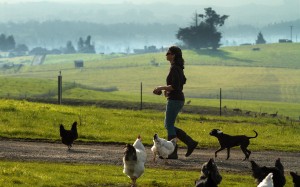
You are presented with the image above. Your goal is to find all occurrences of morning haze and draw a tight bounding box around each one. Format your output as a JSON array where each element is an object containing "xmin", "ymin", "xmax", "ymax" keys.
[{"xmin": 0, "ymin": 0, "xmax": 299, "ymax": 52}]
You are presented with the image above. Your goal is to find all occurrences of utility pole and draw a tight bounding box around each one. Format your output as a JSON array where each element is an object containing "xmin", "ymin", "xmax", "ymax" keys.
[
  {"xmin": 58, "ymin": 71, "xmax": 62, "ymax": 105},
  {"xmin": 219, "ymin": 88, "xmax": 222, "ymax": 116},
  {"xmin": 140, "ymin": 82, "xmax": 143, "ymax": 110},
  {"xmin": 290, "ymin": 25, "xmax": 293, "ymax": 42},
  {"xmin": 195, "ymin": 11, "xmax": 198, "ymax": 27},
  {"xmin": 194, "ymin": 11, "xmax": 204, "ymax": 27}
]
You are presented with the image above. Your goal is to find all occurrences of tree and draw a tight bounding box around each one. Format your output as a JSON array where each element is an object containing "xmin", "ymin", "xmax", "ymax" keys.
[
  {"xmin": 77, "ymin": 35, "xmax": 96, "ymax": 54},
  {"xmin": 176, "ymin": 7, "xmax": 228, "ymax": 50},
  {"xmin": 77, "ymin": 37, "xmax": 84, "ymax": 52},
  {"xmin": 6, "ymin": 35, "xmax": 16, "ymax": 51},
  {"xmin": 84, "ymin": 35, "xmax": 91, "ymax": 47},
  {"xmin": 0, "ymin": 34, "xmax": 16, "ymax": 51},
  {"xmin": 29, "ymin": 47, "xmax": 48, "ymax": 55},
  {"xmin": 64, "ymin": 41, "xmax": 76, "ymax": 54},
  {"xmin": 0, "ymin": 34, "xmax": 6, "ymax": 51},
  {"xmin": 256, "ymin": 32, "xmax": 266, "ymax": 44},
  {"xmin": 11, "ymin": 44, "xmax": 29, "ymax": 56},
  {"xmin": 84, "ymin": 35, "xmax": 96, "ymax": 53},
  {"xmin": 15, "ymin": 44, "xmax": 29, "ymax": 52}
]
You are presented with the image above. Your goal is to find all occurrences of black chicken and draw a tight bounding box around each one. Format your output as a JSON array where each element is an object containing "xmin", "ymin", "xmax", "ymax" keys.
[
  {"xmin": 290, "ymin": 171, "xmax": 300, "ymax": 187},
  {"xmin": 250, "ymin": 158, "xmax": 286, "ymax": 187},
  {"xmin": 60, "ymin": 121, "xmax": 78, "ymax": 150}
]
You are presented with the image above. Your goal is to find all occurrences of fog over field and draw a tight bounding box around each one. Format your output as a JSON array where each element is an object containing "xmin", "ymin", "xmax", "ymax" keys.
[
  {"xmin": 0, "ymin": 0, "xmax": 298, "ymax": 26},
  {"xmin": 0, "ymin": 0, "xmax": 299, "ymax": 52}
]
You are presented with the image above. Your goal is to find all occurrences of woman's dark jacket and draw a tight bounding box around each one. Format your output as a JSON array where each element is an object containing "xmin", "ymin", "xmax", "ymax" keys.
[{"xmin": 166, "ymin": 65, "xmax": 186, "ymax": 101}]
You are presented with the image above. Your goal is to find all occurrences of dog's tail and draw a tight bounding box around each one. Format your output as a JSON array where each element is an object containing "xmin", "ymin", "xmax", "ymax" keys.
[{"xmin": 248, "ymin": 130, "xmax": 258, "ymax": 139}]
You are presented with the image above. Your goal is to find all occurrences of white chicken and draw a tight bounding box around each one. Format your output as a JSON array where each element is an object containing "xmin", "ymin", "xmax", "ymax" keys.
[
  {"xmin": 257, "ymin": 173, "xmax": 274, "ymax": 187},
  {"xmin": 123, "ymin": 135, "xmax": 147, "ymax": 187},
  {"xmin": 151, "ymin": 133, "xmax": 177, "ymax": 164}
]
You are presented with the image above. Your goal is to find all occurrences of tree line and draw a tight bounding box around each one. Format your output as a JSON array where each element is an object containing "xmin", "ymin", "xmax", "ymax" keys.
[
  {"xmin": 0, "ymin": 34, "xmax": 96, "ymax": 57},
  {"xmin": 0, "ymin": 7, "xmax": 274, "ymax": 57},
  {"xmin": 0, "ymin": 21, "xmax": 177, "ymax": 50}
]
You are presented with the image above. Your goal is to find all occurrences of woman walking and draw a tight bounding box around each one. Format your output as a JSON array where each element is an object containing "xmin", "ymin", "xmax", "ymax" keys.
[{"xmin": 153, "ymin": 46, "xmax": 198, "ymax": 159}]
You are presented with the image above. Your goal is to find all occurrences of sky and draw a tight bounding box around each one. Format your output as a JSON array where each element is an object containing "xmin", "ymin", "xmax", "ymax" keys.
[{"xmin": 0, "ymin": 0, "xmax": 285, "ymax": 6}]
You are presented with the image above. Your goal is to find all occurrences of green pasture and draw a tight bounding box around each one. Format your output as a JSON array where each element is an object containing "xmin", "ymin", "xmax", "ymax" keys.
[
  {"xmin": 1, "ymin": 160, "xmax": 286, "ymax": 187},
  {"xmin": 2, "ymin": 43, "xmax": 299, "ymax": 68},
  {"xmin": 0, "ymin": 99, "xmax": 297, "ymax": 186},
  {"xmin": 191, "ymin": 43, "xmax": 300, "ymax": 68},
  {"xmin": 0, "ymin": 75, "xmax": 299, "ymax": 119},
  {"xmin": 0, "ymin": 44, "xmax": 299, "ymax": 186},
  {"xmin": 0, "ymin": 99, "xmax": 299, "ymax": 151},
  {"xmin": 0, "ymin": 43, "xmax": 299, "ymax": 119}
]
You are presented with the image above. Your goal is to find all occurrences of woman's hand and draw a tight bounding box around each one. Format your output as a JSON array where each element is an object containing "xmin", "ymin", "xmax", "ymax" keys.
[
  {"xmin": 153, "ymin": 87, "xmax": 162, "ymax": 95},
  {"xmin": 164, "ymin": 90, "xmax": 169, "ymax": 97}
]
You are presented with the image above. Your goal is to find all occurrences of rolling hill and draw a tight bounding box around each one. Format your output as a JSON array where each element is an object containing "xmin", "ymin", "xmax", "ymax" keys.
[{"xmin": 0, "ymin": 43, "xmax": 299, "ymax": 119}]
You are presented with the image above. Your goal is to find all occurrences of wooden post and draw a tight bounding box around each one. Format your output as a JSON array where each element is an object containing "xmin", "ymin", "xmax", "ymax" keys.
[
  {"xmin": 58, "ymin": 71, "xmax": 62, "ymax": 105},
  {"xmin": 140, "ymin": 82, "xmax": 143, "ymax": 110},
  {"xmin": 219, "ymin": 88, "xmax": 222, "ymax": 116}
]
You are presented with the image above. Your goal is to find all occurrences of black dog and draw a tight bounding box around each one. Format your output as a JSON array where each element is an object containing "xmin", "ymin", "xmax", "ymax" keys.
[
  {"xmin": 290, "ymin": 171, "xmax": 300, "ymax": 187},
  {"xmin": 250, "ymin": 158, "xmax": 286, "ymax": 187},
  {"xmin": 209, "ymin": 129, "xmax": 258, "ymax": 160},
  {"xmin": 195, "ymin": 158, "xmax": 222, "ymax": 187}
]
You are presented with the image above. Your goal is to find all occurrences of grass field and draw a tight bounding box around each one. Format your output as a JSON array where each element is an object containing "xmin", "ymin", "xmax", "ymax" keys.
[
  {"xmin": 0, "ymin": 99, "xmax": 297, "ymax": 186},
  {"xmin": 0, "ymin": 43, "xmax": 300, "ymax": 119},
  {"xmin": 2, "ymin": 160, "xmax": 284, "ymax": 187},
  {"xmin": 0, "ymin": 99, "xmax": 299, "ymax": 151},
  {"xmin": 0, "ymin": 44, "xmax": 299, "ymax": 186}
]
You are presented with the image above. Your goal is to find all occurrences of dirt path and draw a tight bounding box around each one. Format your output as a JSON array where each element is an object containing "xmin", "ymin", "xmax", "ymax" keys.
[{"xmin": 0, "ymin": 139, "xmax": 299, "ymax": 174}]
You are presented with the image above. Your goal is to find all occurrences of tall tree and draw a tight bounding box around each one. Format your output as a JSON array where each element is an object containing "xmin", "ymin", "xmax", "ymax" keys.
[
  {"xmin": 77, "ymin": 35, "xmax": 95, "ymax": 53},
  {"xmin": 256, "ymin": 32, "xmax": 266, "ymax": 44},
  {"xmin": 85, "ymin": 35, "xmax": 91, "ymax": 47},
  {"xmin": 85, "ymin": 35, "xmax": 96, "ymax": 53},
  {"xmin": 64, "ymin": 41, "xmax": 76, "ymax": 54},
  {"xmin": 0, "ymin": 34, "xmax": 6, "ymax": 51},
  {"xmin": 6, "ymin": 35, "xmax": 16, "ymax": 51},
  {"xmin": 77, "ymin": 37, "xmax": 84, "ymax": 52},
  {"xmin": 177, "ymin": 7, "xmax": 228, "ymax": 50}
]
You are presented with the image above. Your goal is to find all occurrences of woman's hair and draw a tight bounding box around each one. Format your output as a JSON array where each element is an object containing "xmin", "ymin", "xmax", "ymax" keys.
[{"xmin": 169, "ymin": 46, "xmax": 185, "ymax": 69}]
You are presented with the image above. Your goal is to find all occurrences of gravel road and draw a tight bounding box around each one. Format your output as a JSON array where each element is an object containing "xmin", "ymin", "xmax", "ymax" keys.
[{"xmin": 0, "ymin": 139, "xmax": 299, "ymax": 174}]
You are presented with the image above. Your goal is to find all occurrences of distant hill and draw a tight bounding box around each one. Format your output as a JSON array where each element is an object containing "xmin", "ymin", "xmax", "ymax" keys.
[
  {"xmin": 0, "ymin": 2, "xmax": 298, "ymax": 26},
  {"xmin": 0, "ymin": 19, "xmax": 299, "ymax": 54},
  {"xmin": 0, "ymin": 2, "xmax": 299, "ymax": 52}
]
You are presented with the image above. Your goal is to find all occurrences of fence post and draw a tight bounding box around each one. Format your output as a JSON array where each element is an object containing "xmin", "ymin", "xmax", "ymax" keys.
[
  {"xmin": 140, "ymin": 82, "xmax": 143, "ymax": 110},
  {"xmin": 219, "ymin": 88, "xmax": 222, "ymax": 116},
  {"xmin": 58, "ymin": 71, "xmax": 62, "ymax": 105}
]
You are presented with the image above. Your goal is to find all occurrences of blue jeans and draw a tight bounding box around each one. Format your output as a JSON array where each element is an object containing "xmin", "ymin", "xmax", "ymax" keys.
[{"xmin": 164, "ymin": 99, "xmax": 184, "ymax": 137}]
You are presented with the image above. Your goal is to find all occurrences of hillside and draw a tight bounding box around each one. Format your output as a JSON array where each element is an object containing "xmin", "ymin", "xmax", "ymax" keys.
[{"xmin": 0, "ymin": 43, "xmax": 299, "ymax": 119}]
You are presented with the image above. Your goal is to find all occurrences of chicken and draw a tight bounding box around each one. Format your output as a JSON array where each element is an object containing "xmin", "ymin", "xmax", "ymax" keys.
[
  {"xmin": 257, "ymin": 173, "xmax": 274, "ymax": 187},
  {"xmin": 123, "ymin": 135, "xmax": 147, "ymax": 187},
  {"xmin": 250, "ymin": 158, "xmax": 285, "ymax": 187},
  {"xmin": 59, "ymin": 121, "xmax": 78, "ymax": 150},
  {"xmin": 151, "ymin": 133, "xmax": 176, "ymax": 164},
  {"xmin": 275, "ymin": 158, "xmax": 284, "ymax": 174},
  {"xmin": 290, "ymin": 171, "xmax": 300, "ymax": 186}
]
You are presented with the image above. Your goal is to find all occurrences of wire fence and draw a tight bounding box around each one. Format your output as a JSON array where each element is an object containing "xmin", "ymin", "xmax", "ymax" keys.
[
  {"xmin": 0, "ymin": 62, "xmax": 299, "ymax": 120},
  {"xmin": 1, "ymin": 80, "xmax": 299, "ymax": 121}
]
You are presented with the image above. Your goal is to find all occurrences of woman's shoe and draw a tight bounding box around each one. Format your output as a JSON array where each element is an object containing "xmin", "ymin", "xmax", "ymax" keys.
[{"xmin": 185, "ymin": 141, "xmax": 198, "ymax": 157}]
